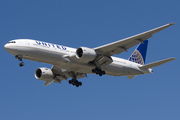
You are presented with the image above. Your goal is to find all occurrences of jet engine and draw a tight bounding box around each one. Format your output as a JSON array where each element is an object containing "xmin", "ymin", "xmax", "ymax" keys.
[
  {"xmin": 35, "ymin": 68, "xmax": 54, "ymax": 81},
  {"xmin": 76, "ymin": 47, "xmax": 97, "ymax": 63}
]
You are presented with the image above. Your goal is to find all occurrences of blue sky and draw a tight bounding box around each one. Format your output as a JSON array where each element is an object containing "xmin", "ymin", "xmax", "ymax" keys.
[{"xmin": 1, "ymin": 0, "xmax": 180, "ymax": 120}]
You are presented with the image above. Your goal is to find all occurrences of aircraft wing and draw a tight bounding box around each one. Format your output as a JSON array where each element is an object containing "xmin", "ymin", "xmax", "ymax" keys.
[
  {"xmin": 41, "ymin": 65, "xmax": 87, "ymax": 86},
  {"xmin": 51, "ymin": 65, "xmax": 87, "ymax": 82},
  {"xmin": 94, "ymin": 23, "xmax": 174, "ymax": 56}
]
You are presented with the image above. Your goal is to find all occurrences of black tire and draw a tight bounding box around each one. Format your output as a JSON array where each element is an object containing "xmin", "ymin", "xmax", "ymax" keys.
[
  {"xmin": 92, "ymin": 69, "xmax": 95, "ymax": 73},
  {"xmin": 72, "ymin": 80, "xmax": 76, "ymax": 85},
  {"xmin": 69, "ymin": 80, "xmax": 72, "ymax": 84},
  {"xmin": 79, "ymin": 82, "xmax": 82, "ymax": 86},
  {"xmin": 95, "ymin": 67, "xmax": 99, "ymax": 72},
  {"xmin": 19, "ymin": 62, "xmax": 24, "ymax": 67}
]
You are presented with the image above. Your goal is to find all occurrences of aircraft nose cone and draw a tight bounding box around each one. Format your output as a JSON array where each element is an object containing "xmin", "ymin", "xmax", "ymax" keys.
[
  {"xmin": 4, "ymin": 44, "xmax": 11, "ymax": 53},
  {"xmin": 4, "ymin": 44, "xmax": 9, "ymax": 50},
  {"xmin": 4, "ymin": 43, "xmax": 16, "ymax": 54}
]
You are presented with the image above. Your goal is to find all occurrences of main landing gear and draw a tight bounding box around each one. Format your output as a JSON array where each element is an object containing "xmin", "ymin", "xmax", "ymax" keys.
[
  {"xmin": 92, "ymin": 67, "xmax": 106, "ymax": 76},
  {"xmin": 69, "ymin": 79, "xmax": 82, "ymax": 87},
  {"xmin": 68, "ymin": 71, "xmax": 82, "ymax": 87},
  {"xmin": 15, "ymin": 55, "xmax": 24, "ymax": 67},
  {"xmin": 92, "ymin": 61, "xmax": 106, "ymax": 76}
]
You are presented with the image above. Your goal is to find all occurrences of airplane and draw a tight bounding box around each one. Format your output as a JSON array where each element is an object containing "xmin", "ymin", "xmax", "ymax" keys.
[{"xmin": 4, "ymin": 23, "xmax": 176, "ymax": 87}]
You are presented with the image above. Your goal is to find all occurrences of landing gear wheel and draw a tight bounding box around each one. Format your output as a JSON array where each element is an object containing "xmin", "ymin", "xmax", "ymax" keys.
[
  {"xmin": 69, "ymin": 80, "xmax": 72, "ymax": 84},
  {"xmin": 69, "ymin": 72, "xmax": 83, "ymax": 87},
  {"xmin": 69, "ymin": 78, "xmax": 82, "ymax": 87},
  {"xmin": 95, "ymin": 67, "xmax": 100, "ymax": 72},
  {"xmin": 72, "ymin": 82, "xmax": 76, "ymax": 86},
  {"xmin": 92, "ymin": 67, "xmax": 106, "ymax": 76},
  {"xmin": 92, "ymin": 69, "xmax": 96, "ymax": 73},
  {"xmin": 78, "ymin": 82, "xmax": 82, "ymax": 86},
  {"xmin": 19, "ymin": 62, "xmax": 24, "ymax": 67}
]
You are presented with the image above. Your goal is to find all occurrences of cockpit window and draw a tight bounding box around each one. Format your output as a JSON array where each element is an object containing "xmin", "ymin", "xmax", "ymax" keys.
[{"xmin": 8, "ymin": 41, "xmax": 16, "ymax": 43}]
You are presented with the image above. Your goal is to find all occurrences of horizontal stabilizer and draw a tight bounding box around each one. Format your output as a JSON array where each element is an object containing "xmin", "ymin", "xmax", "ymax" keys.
[{"xmin": 139, "ymin": 58, "xmax": 176, "ymax": 69}]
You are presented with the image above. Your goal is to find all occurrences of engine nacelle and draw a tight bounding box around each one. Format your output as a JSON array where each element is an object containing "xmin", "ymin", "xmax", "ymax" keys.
[
  {"xmin": 76, "ymin": 47, "xmax": 97, "ymax": 63},
  {"xmin": 35, "ymin": 68, "xmax": 54, "ymax": 81}
]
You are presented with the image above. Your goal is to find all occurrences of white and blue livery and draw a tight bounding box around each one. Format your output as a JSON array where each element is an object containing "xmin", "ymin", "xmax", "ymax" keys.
[{"xmin": 4, "ymin": 23, "xmax": 176, "ymax": 87}]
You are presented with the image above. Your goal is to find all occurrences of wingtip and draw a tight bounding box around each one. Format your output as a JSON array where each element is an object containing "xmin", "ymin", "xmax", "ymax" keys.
[
  {"xmin": 168, "ymin": 57, "xmax": 176, "ymax": 61},
  {"xmin": 169, "ymin": 23, "xmax": 175, "ymax": 25},
  {"xmin": 171, "ymin": 57, "xmax": 176, "ymax": 60}
]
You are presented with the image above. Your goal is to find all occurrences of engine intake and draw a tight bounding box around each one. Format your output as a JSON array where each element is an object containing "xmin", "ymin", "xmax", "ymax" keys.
[
  {"xmin": 35, "ymin": 68, "xmax": 54, "ymax": 81},
  {"xmin": 76, "ymin": 47, "xmax": 97, "ymax": 63}
]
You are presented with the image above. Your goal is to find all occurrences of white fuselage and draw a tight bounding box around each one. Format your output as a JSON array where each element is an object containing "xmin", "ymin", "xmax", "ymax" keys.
[{"xmin": 4, "ymin": 39, "xmax": 152, "ymax": 77}]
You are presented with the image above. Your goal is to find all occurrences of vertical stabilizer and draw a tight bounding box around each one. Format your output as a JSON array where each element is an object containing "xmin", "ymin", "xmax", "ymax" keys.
[{"xmin": 128, "ymin": 40, "xmax": 148, "ymax": 65}]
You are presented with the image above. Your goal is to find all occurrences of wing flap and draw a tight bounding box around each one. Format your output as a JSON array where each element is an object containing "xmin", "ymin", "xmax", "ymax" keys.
[
  {"xmin": 139, "ymin": 58, "xmax": 176, "ymax": 69},
  {"xmin": 98, "ymin": 55, "xmax": 113, "ymax": 68},
  {"xmin": 75, "ymin": 72, "xmax": 87, "ymax": 79},
  {"xmin": 51, "ymin": 66, "xmax": 71, "ymax": 82},
  {"xmin": 52, "ymin": 65, "xmax": 87, "ymax": 80}
]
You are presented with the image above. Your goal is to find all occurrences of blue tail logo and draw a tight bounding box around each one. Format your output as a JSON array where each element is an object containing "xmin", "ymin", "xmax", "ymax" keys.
[{"xmin": 128, "ymin": 40, "xmax": 148, "ymax": 65}]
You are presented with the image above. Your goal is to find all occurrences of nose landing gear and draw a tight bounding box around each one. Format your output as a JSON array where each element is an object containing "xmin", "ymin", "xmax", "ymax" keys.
[{"xmin": 15, "ymin": 55, "xmax": 24, "ymax": 67}]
